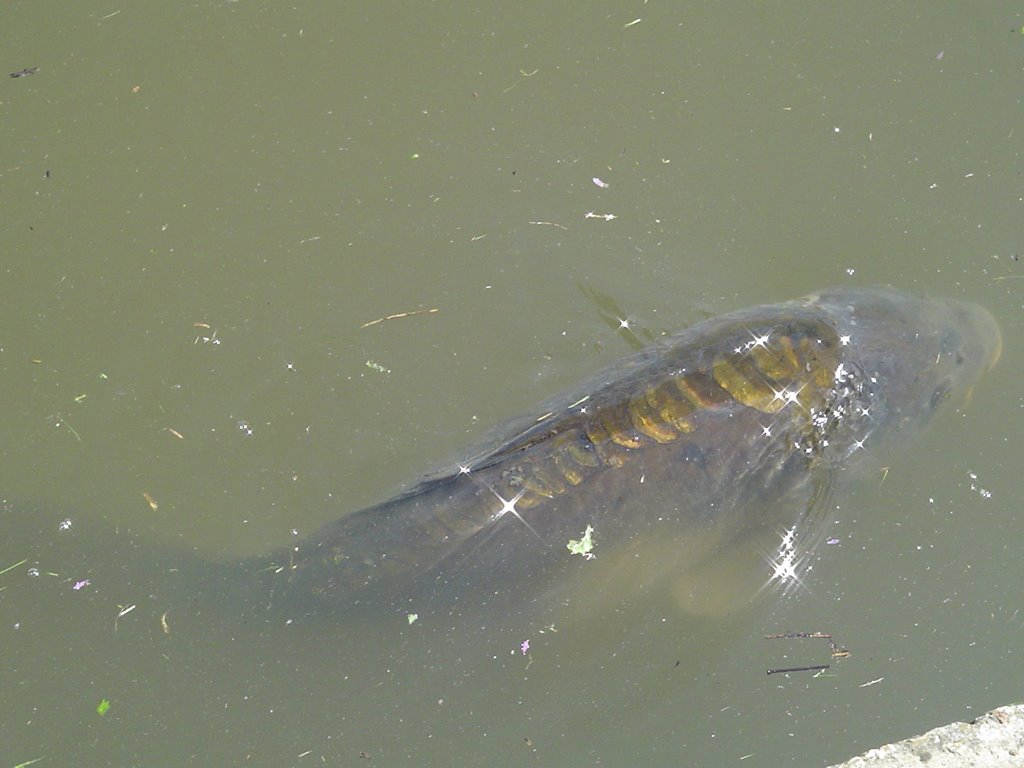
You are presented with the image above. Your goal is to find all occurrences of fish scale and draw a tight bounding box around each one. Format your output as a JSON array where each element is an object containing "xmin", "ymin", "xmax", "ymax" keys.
[{"xmin": 492, "ymin": 318, "xmax": 841, "ymax": 511}]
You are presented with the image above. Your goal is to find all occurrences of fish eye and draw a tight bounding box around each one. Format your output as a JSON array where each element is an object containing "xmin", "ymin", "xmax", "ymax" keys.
[{"xmin": 938, "ymin": 328, "xmax": 963, "ymax": 360}]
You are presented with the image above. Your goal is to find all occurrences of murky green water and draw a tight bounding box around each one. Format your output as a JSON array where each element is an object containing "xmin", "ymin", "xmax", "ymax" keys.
[{"xmin": 2, "ymin": 3, "xmax": 1021, "ymax": 766}]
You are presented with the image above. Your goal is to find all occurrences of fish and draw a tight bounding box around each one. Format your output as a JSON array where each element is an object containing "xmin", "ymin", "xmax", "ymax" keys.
[{"xmin": 263, "ymin": 287, "xmax": 1000, "ymax": 614}]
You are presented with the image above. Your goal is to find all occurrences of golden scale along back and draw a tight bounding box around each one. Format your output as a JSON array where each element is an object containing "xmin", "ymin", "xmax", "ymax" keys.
[{"xmin": 471, "ymin": 315, "xmax": 844, "ymax": 514}]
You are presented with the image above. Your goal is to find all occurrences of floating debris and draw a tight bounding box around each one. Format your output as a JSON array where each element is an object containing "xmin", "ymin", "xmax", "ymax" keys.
[
  {"xmin": 765, "ymin": 631, "xmax": 849, "ymax": 675},
  {"xmin": 567, "ymin": 525, "xmax": 595, "ymax": 559},
  {"xmin": 361, "ymin": 307, "xmax": 438, "ymax": 328}
]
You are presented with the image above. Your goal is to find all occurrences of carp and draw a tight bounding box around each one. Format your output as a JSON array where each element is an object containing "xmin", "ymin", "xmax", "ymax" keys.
[{"xmin": 265, "ymin": 287, "xmax": 1000, "ymax": 613}]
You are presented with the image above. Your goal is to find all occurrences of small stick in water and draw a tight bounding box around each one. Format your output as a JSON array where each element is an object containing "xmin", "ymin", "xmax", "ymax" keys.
[
  {"xmin": 360, "ymin": 307, "xmax": 438, "ymax": 328},
  {"xmin": 767, "ymin": 664, "xmax": 830, "ymax": 676}
]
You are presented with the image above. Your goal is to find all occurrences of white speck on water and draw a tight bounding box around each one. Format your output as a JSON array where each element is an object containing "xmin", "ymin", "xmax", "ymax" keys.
[{"xmin": 967, "ymin": 471, "xmax": 992, "ymax": 499}]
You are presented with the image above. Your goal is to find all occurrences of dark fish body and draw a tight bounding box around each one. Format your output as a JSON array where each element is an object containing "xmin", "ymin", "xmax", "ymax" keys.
[{"xmin": 267, "ymin": 288, "xmax": 999, "ymax": 611}]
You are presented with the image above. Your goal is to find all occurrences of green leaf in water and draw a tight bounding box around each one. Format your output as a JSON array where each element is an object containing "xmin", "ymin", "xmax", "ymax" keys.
[{"xmin": 567, "ymin": 525, "xmax": 595, "ymax": 557}]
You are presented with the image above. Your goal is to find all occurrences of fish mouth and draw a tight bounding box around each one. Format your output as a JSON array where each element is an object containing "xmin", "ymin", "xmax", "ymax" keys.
[
  {"xmin": 967, "ymin": 299, "xmax": 1002, "ymax": 372},
  {"xmin": 986, "ymin": 319, "xmax": 1003, "ymax": 372},
  {"xmin": 955, "ymin": 300, "xmax": 1001, "ymax": 407}
]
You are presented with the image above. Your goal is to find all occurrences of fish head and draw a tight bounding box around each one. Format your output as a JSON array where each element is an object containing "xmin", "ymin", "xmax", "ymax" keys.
[{"xmin": 807, "ymin": 287, "xmax": 1001, "ymax": 450}]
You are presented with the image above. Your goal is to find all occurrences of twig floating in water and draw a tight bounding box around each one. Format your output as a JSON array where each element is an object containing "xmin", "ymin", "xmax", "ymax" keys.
[
  {"xmin": 0, "ymin": 558, "xmax": 28, "ymax": 577},
  {"xmin": 361, "ymin": 307, "xmax": 438, "ymax": 328},
  {"xmin": 767, "ymin": 664, "xmax": 830, "ymax": 676},
  {"xmin": 765, "ymin": 631, "xmax": 850, "ymax": 658}
]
